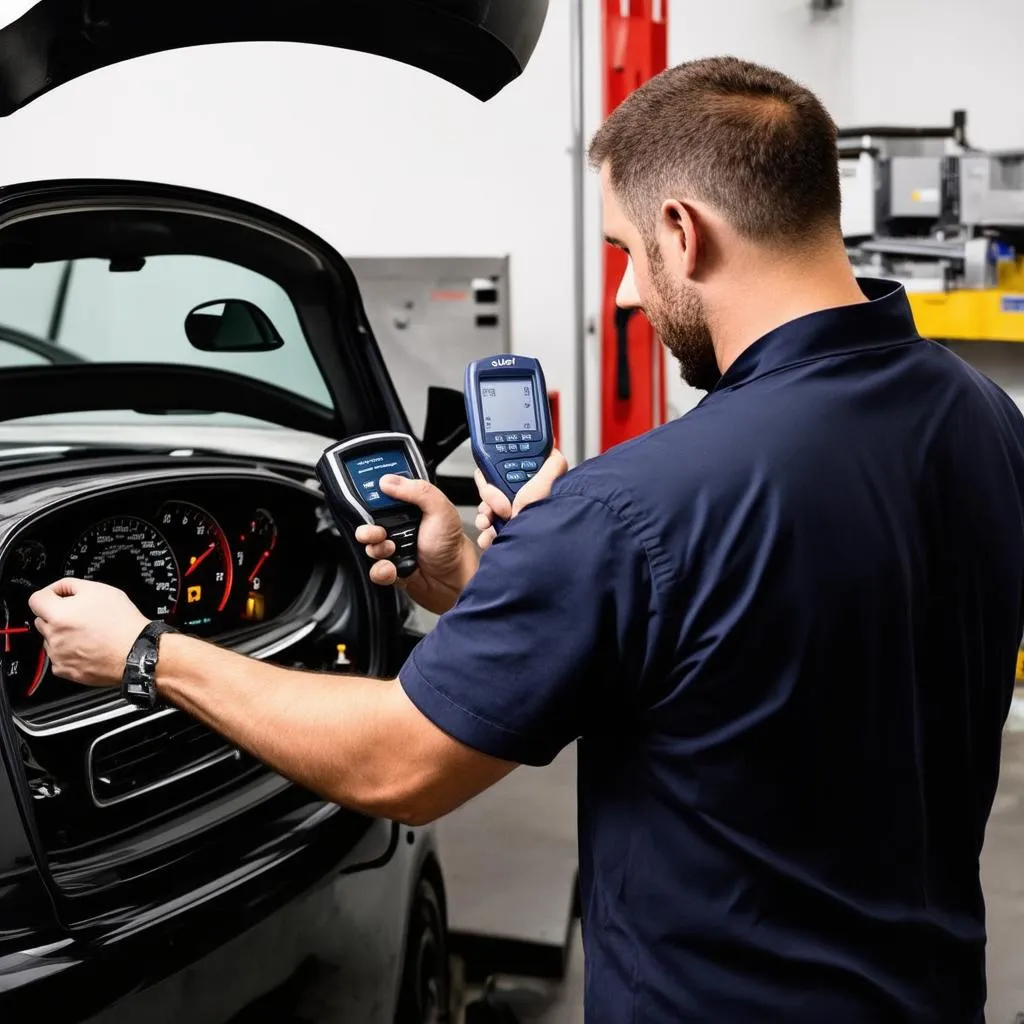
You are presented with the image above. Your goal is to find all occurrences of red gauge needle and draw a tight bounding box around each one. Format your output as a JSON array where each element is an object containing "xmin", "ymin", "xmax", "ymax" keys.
[
  {"xmin": 186, "ymin": 543, "xmax": 216, "ymax": 577},
  {"xmin": 0, "ymin": 625, "xmax": 29, "ymax": 654},
  {"xmin": 248, "ymin": 550, "xmax": 270, "ymax": 583}
]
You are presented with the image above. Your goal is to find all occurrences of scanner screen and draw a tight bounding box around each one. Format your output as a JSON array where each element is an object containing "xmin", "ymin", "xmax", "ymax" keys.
[
  {"xmin": 480, "ymin": 377, "xmax": 538, "ymax": 434},
  {"xmin": 344, "ymin": 448, "xmax": 414, "ymax": 510}
]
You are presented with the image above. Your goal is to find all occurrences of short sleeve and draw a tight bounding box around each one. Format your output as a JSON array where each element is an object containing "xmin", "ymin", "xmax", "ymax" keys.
[{"xmin": 399, "ymin": 492, "xmax": 656, "ymax": 766}]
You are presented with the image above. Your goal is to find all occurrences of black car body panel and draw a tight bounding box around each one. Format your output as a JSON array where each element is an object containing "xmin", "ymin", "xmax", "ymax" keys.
[{"xmin": 0, "ymin": 0, "xmax": 550, "ymax": 114}]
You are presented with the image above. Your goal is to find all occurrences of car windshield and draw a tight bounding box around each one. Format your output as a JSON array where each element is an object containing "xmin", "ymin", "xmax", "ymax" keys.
[{"xmin": 0, "ymin": 253, "xmax": 332, "ymax": 425}]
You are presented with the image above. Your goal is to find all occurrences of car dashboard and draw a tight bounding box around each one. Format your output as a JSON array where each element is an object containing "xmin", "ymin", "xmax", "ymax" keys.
[
  {"xmin": 0, "ymin": 453, "xmax": 406, "ymax": 931},
  {"xmin": 5, "ymin": 476, "xmax": 320, "ymax": 716}
]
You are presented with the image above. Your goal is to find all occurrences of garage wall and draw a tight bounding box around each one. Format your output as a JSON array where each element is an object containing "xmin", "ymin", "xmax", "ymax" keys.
[
  {"xmin": 844, "ymin": 0, "xmax": 1024, "ymax": 149},
  {"xmin": 0, "ymin": 3, "xmax": 585, "ymax": 460}
]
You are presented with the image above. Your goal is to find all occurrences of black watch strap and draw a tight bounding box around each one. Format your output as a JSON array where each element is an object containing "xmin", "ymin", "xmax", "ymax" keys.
[{"xmin": 121, "ymin": 620, "xmax": 180, "ymax": 710}]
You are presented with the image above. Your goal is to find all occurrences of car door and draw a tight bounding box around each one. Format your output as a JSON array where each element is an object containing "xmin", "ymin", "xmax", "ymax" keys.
[{"xmin": 0, "ymin": 5, "xmax": 548, "ymax": 1014}]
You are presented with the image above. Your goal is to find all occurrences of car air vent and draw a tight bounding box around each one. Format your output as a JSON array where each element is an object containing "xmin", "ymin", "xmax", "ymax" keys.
[{"xmin": 89, "ymin": 710, "xmax": 238, "ymax": 807}]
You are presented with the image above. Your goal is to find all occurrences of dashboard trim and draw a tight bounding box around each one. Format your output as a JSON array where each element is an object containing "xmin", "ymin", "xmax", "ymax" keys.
[
  {"xmin": 13, "ymin": 618, "xmax": 320, "ymax": 737},
  {"xmin": 86, "ymin": 707, "xmax": 242, "ymax": 809}
]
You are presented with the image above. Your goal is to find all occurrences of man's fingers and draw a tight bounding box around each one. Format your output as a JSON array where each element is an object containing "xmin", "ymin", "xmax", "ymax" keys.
[
  {"xmin": 378, "ymin": 475, "xmax": 449, "ymax": 516},
  {"xmin": 28, "ymin": 576, "xmax": 88, "ymax": 621},
  {"xmin": 477, "ymin": 526, "xmax": 497, "ymax": 551},
  {"xmin": 355, "ymin": 524, "xmax": 388, "ymax": 546},
  {"xmin": 475, "ymin": 480, "xmax": 513, "ymax": 523},
  {"xmin": 28, "ymin": 585, "xmax": 62, "ymax": 621},
  {"xmin": 473, "ymin": 470, "xmax": 513, "ymax": 521},
  {"xmin": 51, "ymin": 577, "xmax": 82, "ymax": 598},
  {"xmin": 474, "ymin": 512, "xmax": 493, "ymax": 533},
  {"xmin": 369, "ymin": 559, "xmax": 399, "ymax": 586},
  {"xmin": 365, "ymin": 539, "xmax": 396, "ymax": 560},
  {"xmin": 512, "ymin": 448, "xmax": 569, "ymax": 516}
]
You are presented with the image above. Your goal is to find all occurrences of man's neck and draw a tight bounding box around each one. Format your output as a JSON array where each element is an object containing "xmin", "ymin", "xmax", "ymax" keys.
[{"xmin": 709, "ymin": 251, "xmax": 868, "ymax": 376}]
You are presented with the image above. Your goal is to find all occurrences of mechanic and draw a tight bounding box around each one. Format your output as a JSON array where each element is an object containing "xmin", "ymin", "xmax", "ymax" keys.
[{"xmin": 28, "ymin": 57, "xmax": 1024, "ymax": 1023}]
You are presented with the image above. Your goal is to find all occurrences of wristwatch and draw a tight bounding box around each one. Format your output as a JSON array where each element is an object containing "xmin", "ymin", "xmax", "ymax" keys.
[{"xmin": 121, "ymin": 620, "xmax": 179, "ymax": 710}]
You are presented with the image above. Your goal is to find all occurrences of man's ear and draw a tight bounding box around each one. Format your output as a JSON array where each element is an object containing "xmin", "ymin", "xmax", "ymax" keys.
[{"xmin": 658, "ymin": 198, "xmax": 700, "ymax": 279}]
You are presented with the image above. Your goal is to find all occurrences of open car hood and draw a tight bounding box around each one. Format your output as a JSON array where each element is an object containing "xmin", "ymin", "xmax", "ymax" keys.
[{"xmin": 0, "ymin": 0, "xmax": 550, "ymax": 113}]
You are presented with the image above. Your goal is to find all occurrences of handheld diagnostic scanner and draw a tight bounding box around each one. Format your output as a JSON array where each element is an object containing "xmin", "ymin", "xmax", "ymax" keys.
[
  {"xmin": 316, "ymin": 432, "xmax": 428, "ymax": 579},
  {"xmin": 464, "ymin": 355, "xmax": 553, "ymax": 530}
]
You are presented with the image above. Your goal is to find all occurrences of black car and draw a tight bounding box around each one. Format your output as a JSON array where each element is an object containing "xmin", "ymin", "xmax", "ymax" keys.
[{"xmin": 0, "ymin": 2, "xmax": 550, "ymax": 1021}]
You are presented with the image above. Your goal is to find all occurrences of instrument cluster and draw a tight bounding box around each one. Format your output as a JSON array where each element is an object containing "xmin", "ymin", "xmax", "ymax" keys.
[{"xmin": 0, "ymin": 479, "xmax": 320, "ymax": 713}]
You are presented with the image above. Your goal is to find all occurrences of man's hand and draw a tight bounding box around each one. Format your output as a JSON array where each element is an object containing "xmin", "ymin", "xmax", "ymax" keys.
[
  {"xmin": 28, "ymin": 578, "xmax": 149, "ymax": 688},
  {"xmin": 355, "ymin": 474, "xmax": 478, "ymax": 616},
  {"xmin": 475, "ymin": 449, "xmax": 569, "ymax": 551}
]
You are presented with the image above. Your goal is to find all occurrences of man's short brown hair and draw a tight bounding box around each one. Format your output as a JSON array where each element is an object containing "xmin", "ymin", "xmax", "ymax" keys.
[{"xmin": 589, "ymin": 56, "xmax": 841, "ymax": 248}]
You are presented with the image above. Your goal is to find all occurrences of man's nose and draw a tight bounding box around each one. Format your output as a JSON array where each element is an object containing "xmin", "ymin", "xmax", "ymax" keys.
[{"xmin": 616, "ymin": 259, "xmax": 641, "ymax": 309}]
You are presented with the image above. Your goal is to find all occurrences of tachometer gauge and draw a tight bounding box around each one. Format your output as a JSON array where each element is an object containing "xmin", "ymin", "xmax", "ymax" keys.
[
  {"xmin": 1, "ymin": 597, "xmax": 46, "ymax": 699},
  {"xmin": 157, "ymin": 502, "xmax": 233, "ymax": 629},
  {"xmin": 1, "ymin": 541, "xmax": 49, "ymax": 703},
  {"xmin": 64, "ymin": 518, "xmax": 179, "ymax": 620}
]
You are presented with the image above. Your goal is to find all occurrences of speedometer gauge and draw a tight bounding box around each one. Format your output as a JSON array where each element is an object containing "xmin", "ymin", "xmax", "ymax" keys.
[{"xmin": 64, "ymin": 518, "xmax": 180, "ymax": 620}]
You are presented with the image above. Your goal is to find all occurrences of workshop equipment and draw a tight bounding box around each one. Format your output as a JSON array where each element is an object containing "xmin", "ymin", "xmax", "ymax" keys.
[
  {"xmin": 843, "ymin": 113, "xmax": 1024, "ymax": 345},
  {"xmin": 600, "ymin": 0, "xmax": 669, "ymax": 452}
]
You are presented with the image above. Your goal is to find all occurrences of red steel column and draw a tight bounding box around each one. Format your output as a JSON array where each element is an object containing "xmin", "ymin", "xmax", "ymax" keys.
[{"xmin": 600, "ymin": 0, "xmax": 668, "ymax": 452}]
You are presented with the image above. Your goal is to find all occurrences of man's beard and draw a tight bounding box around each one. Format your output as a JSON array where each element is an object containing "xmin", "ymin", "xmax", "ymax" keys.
[{"xmin": 645, "ymin": 249, "xmax": 721, "ymax": 393}]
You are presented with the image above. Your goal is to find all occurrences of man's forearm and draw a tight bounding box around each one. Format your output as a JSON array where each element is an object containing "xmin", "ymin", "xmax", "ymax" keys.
[
  {"xmin": 152, "ymin": 631, "xmax": 513, "ymax": 825},
  {"xmin": 155, "ymin": 634, "xmax": 420, "ymax": 821}
]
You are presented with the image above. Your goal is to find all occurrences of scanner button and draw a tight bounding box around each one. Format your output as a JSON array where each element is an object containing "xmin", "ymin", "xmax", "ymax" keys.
[
  {"xmin": 493, "ymin": 434, "xmax": 505, "ymax": 443},
  {"xmin": 502, "ymin": 460, "xmax": 521, "ymax": 471},
  {"xmin": 519, "ymin": 459, "xmax": 538, "ymax": 472},
  {"xmin": 506, "ymin": 471, "xmax": 527, "ymax": 484},
  {"xmin": 506, "ymin": 433, "xmax": 520, "ymax": 442},
  {"xmin": 520, "ymin": 433, "xmax": 534, "ymax": 442},
  {"xmin": 494, "ymin": 444, "xmax": 508, "ymax": 453}
]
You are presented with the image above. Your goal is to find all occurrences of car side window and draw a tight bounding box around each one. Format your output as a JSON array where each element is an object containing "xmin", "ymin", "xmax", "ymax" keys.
[
  {"xmin": 0, "ymin": 256, "xmax": 332, "ymax": 407},
  {"xmin": 0, "ymin": 339, "xmax": 50, "ymax": 367}
]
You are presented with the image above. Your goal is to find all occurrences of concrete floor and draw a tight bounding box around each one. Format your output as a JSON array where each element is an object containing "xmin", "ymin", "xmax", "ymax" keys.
[{"xmin": 443, "ymin": 695, "xmax": 1024, "ymax": 1024}]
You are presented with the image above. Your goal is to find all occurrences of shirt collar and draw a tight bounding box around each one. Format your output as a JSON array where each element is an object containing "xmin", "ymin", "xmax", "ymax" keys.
[{"xmin": 709, "ymin": 278, "xmax": 919, "ymax": 394}]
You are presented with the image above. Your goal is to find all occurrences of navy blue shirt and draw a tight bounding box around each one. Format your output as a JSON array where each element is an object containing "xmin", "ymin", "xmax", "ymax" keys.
[{"xmin": 401, "ymin": 279, "xmax": 1024, "ymax": 1022}]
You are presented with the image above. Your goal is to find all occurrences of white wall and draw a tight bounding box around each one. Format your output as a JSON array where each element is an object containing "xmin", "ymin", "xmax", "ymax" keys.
[
  {"xmin": 846, "ymin": 0, "xmax": 1024, "ymax": 149},
  {"xmin": 0, "ymin": 2, "xmax": 584, "ymax": 458}
]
